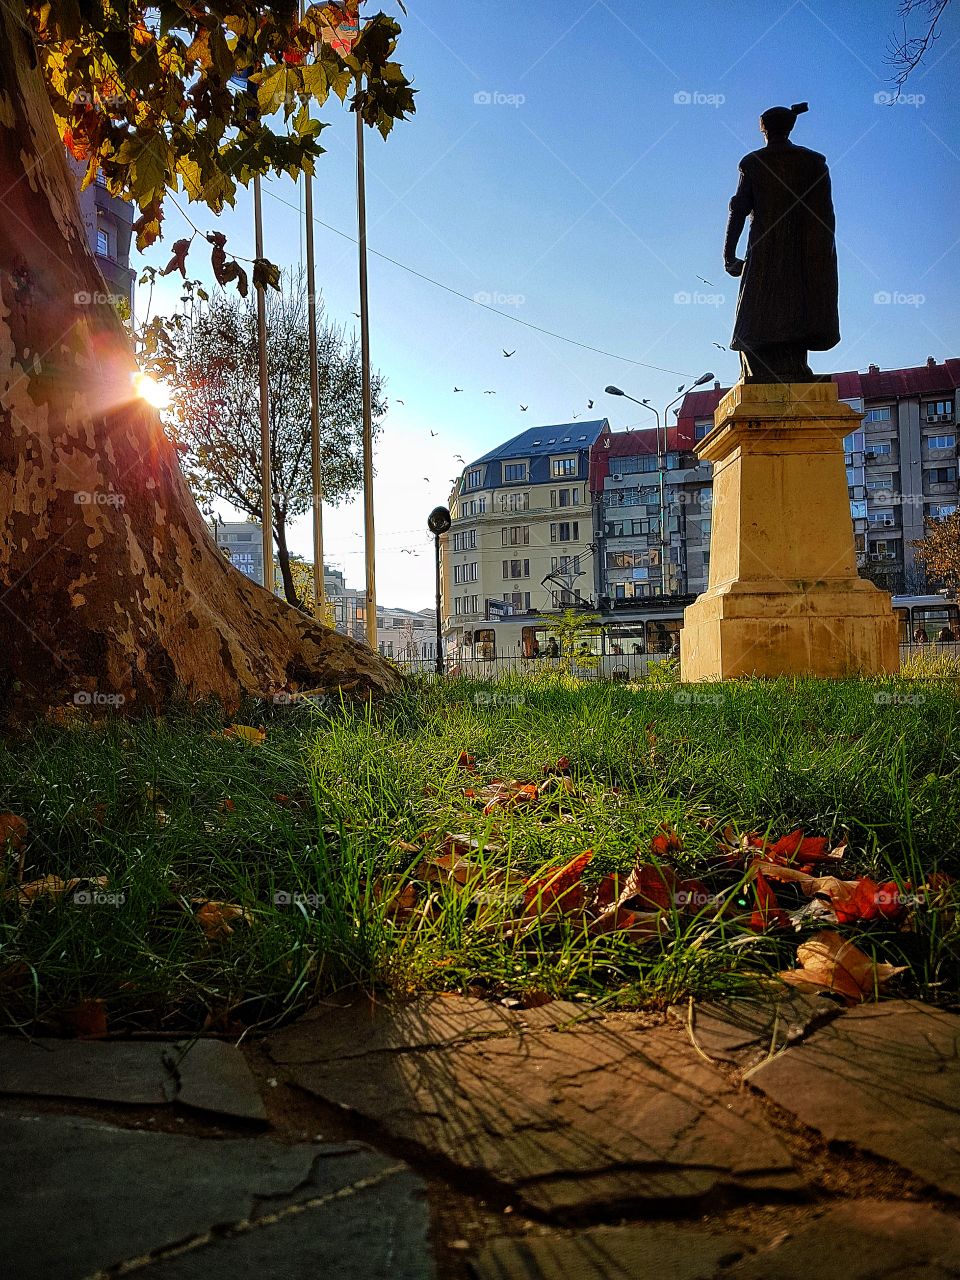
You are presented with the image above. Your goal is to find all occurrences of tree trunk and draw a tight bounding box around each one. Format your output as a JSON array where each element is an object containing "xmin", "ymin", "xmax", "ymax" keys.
[
  {"xmin": 273, "ymin": 517, "xmax": 302, "ymax": 609},
  {"xmin": 0, "ymin": 6, "xmax": 400, "ymax": 715}
]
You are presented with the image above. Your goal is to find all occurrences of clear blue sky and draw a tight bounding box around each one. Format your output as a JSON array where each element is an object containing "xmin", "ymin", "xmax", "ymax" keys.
[{"xmin": 142, "ymin": 0, "xmax": 959, "ymax": 607}]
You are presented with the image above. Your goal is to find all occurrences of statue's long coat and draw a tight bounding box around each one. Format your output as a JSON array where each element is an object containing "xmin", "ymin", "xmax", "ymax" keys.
[{"xmin": 726, "ymin": 140, "xmax": 840, "ymax": 352}]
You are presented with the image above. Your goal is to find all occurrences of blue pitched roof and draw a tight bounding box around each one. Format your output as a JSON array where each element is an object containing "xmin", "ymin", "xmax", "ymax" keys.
[{"xmin": 469, "ymin": 419, "xmax": 608, "ymax": 467}]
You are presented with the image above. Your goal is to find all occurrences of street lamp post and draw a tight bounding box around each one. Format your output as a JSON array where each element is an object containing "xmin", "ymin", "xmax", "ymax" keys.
[
  {"xmin": 427, "ymin": 506, "xmax": 452, "ymax": 676},
  {"xmin": 606, "ymin": 373, "xmax": 714, "ymax": 597}
]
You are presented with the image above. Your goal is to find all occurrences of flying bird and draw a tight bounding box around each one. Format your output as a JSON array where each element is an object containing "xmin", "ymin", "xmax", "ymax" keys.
[
  {"xmin": 395, "ymin": 399, "xmax": 405, "ymax": 405},
  {"xmin": 502, "ymin": 349, "xmax": 516, "ymax": 358},
  {"xmin": 483, "ymin": 390, "xmax": 496, "ymax": 394},
  {"xmin": 587, "ymin": 399, "xmax": 594, "ymax": 409},
  {"xmin": 430, "ymin": 429, "xmax": 438, "ymax": 436},
  {"xmin": 520, "ymin": 404, "xmax": 528, "ymax": 412},
  {"xmin": 696, "ymin": 275, "xmax": 714, "ymax": 286},
  {"xmin": 453, "ymin": 387, "xmax": 463, "ymax": 393},
  {"xmin": 712, "ymin": 342, "xmax": 727, "ymax": 350},
  {"xmin": 572, "ymin": 413, "xmax": 582, "ymax": 420},
  {"xmin": 454, "ymin": 454, "xmax": 465, "ymax": 463}
]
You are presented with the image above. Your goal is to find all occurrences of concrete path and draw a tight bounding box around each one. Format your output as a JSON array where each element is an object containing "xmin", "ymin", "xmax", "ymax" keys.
[{"xmin": 2, "ymin": 993, "xmax": 959, "ymax": 1279}]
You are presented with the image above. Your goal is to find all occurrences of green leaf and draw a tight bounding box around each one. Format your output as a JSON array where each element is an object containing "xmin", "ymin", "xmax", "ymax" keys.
[{"xmin": 256, "ymin": 65, "xmax": 292, "ymax": 116}]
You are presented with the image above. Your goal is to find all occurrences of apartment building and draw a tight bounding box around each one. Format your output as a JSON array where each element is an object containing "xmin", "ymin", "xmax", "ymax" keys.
[
  {"xmin": 675, "ymin": 358, "xmax": 960, "ymax": 595},
  {"xmin": 71, "ymin": 159, "xmax": 136, "ymax": 314},
  {"xmin": 443, "ymin": 420, "xmax": 610, "ymax": 637},
  {"xmin": 590, "ymin": 419, "xmax": 711, "ymax": 603}
]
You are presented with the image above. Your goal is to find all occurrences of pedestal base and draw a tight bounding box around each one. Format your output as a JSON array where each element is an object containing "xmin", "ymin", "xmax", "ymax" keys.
[
  {"xmin": 680, "ymin": 381, "xmax": 899, "ymax": 681},
  {"xmin": 681, "ymin": 581, "xmax": 899, "ymax": 680}
]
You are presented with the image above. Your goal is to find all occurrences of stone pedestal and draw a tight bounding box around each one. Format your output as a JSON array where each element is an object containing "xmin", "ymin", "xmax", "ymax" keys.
[{"xmin": 680, "ymin": 381, "xmax": 899, "ymax": 680}]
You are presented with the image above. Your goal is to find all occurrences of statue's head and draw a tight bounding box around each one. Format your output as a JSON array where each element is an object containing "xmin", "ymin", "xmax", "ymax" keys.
[{"xmin": 760, "ymin": 101, "xmax": 808, "ymax": 140}]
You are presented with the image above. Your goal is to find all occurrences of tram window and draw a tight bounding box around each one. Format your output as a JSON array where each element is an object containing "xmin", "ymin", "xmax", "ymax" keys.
[
  {"xmin": 475, "ymin": 628, "xmax": 496, "ymax": 660},
  {"xmin": 535, "ymin": 629, "xmax": 561, "ymax": 659},
  {"xmin": 916, "ymin": 607, "xmax": 958, "ymax": 642},
  {"xmin": 521, "ymin": 626, "xmax": 541, "ymax": 659},
  {"xmin": 605, "ymin": 626, "xmax": 645, "ymax": 655},
  {"xmin": 893, "ymin": 609, "xmax": 910, "ymax": 644},
  {"xmin": 573, "ymin": 630, "xmax": 603, "ymax": 657},
  {"xmin": 646, "ymin": 619, "xmax": 682, "ymax": 654}
]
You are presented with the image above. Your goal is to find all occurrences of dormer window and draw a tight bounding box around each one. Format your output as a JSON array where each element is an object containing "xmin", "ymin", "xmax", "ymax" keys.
[{"xmin": 502, "ymin": 462, "xmax": 528, "ymax": 483}]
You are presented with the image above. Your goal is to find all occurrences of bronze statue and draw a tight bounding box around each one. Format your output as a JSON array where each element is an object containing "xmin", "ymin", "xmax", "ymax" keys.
[{"xmin": 724, "ymin": 103, "xmax": 840, "ymax": 383}]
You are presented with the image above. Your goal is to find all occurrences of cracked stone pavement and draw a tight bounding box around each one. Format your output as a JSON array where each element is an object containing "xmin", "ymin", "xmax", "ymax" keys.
[{"xmin": 1, "ymin": 993, "xmax": 959, "ymax": 1278}]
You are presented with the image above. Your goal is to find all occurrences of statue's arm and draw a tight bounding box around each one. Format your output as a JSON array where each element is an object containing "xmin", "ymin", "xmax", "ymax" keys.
[{"xmin": 723, "ymin": 163, "xmax": 752, "ymax": 275}]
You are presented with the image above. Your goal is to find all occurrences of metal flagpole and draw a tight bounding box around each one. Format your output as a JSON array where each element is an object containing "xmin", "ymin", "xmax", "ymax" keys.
[
  {"xmin": 356, "ymin": 98, "xmax": 377, "ymax": 651},
  {"xmin": 301, "ymin": 1, "xmax": 325, "ymax": 619},
  {"xmin": 253, "ymin": 172, "xmax": 274, "ymax": 594},
  {"xmin": 304, "ymin": 173, "xmax": 325, "ymax": 618}
]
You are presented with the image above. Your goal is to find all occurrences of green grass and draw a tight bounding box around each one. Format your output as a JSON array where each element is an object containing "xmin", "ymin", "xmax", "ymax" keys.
[{"xmin": 1, "ymin": 673, "xmax": 958, "ymax": 1033}]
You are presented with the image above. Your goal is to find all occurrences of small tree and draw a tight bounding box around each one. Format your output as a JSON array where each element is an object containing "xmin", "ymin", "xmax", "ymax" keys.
[
  {"xmin": 163, "ymin": 277, "xmax": 383, "ymax": 607},
  {"xmin": 912, "ymin": 511, "xmax": 960, "ymax": 595}
]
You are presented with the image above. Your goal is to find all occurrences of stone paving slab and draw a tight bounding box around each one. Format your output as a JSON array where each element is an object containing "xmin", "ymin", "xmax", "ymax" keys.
[
  {"xmin": 471, "ymin": 1225, "xmax": 746, "ymax": 1279},
  {"xmin": 0, "ymin": 1112, "xmax": 433, "ymax": 1280},
  {"xmin": 0, "ymin": 1036, "xmax": 266, "ymax": 1121},
  {"xmin": 470, "ymin": 1201, "xmax": 960, "ymax": 1280},
  {"xmin": 267, "ymin": 996, "xmax": 802, "ymax": 1215},
  {"xmin": 726, "ymin": 1199, "xmax": 960, "ymax": 1279},
  {"xmin": 268, "ymin": 993, "xmax": 595, "ymax": 1064},
  {"xmin": 749, "ymin": 1000, "xmax": 960, "ymax": 1195},
  {"xmin": 668, "ymin": 990, "xmax": 842, "ymax": 1068}
]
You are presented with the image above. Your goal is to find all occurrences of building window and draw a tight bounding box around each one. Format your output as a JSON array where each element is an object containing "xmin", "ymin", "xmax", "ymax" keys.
[
  {"xmin": 96, "ymin": 228, "xmax": 109, "ymax": 256},
  {"xmin": 503, "ymin": 591, "xmax": 531, "ymax": 610},
  {"xmin": 550, "ymin": 487, "xmax": 580, "ymax": 508},
  {"xmin": 929, "ymin": 435, "xmax": 956, "ymax": 450},
  {"xmin": 551, "ymin": 457, "xmax": 577, "ymax": 477},
  {"xmin": 501, "ymin": 526, "xmax": 530, "ymax": 546},
  {"xmin": 695, "ymin": 420, "xmax": 712, "ymax": 441},
  {"xmin": 550, "ymin": 521, "xmax": 579, "ymax": 542},
  {"xmin": 466, "ymin": 468, "xmax": 482, "ymax": 489},
  {"xmin": 865, "ymin": 441, "xmax": 892, "ymax": 459},
  {"xmin": 929, "ymin": 504, "xmax": 958, "ymax": 520},
  {"xmin": 502, "ymin": 558, "xmax": 530, "ymax": 579},
  {"xmin": 863, "ymin": 407, "xmax": 892, "ymax": 423},
  {"xmin": 452, "ymin": 529, "xmax": 477, "ymax": 552},
  {"xmin": 850, "ymin": 500, "xmax": 868, "ymax": 520},
  {"xmin": 924, "ymin": 400, "xmax": 954, "ymax": 419},
  {"xmin": 502, "ymin": 462, "xmax": 528, "ymax": 483},
  {"xmin": 868, "ymin": 510, "xmax": 896, "ymax": 526},
  {"xmin": 928, "ymin": 467, "xmax": 957, "ymax": 485},
  {"xmin": 843, "ymin": 430, "xmax": 866, "ymax": 451},
  {"xmin": 499, "ymin": 491, "xmax": 528, "ymax": 512},
  {"xmin": 453, "ymin": 562, "xmax": 478, "ymax": 584}
]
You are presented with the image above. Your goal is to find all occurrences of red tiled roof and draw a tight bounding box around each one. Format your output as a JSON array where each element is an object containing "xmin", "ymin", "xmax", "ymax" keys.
[{"xmin": 676, "ymin": 359, "xmax": 960, "ymax": 436}]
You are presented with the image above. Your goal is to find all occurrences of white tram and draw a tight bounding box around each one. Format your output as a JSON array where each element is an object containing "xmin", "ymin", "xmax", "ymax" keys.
[{"xmin": 442, "ymin": 594, "xmax": 958, "ymax": 677}]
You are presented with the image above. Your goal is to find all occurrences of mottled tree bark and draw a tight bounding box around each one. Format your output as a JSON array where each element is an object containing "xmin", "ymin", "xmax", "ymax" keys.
[{"xmin": 0, "ymin": 4, "xmax": 400, "ymax": 714}]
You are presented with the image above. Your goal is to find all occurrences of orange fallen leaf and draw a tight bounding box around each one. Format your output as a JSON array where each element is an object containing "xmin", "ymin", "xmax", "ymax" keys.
[
  {"xmin": 779, "ymin": 929, "xmax": 905, "ymax": 1004},
  {"xmin": 193, "ymin": 899, "xmax": 254, "ymax": 940},
  {"xmin": 216, "ymin": 724, "xmax": 266, "ymax": 745},
  {"xmin": 650, "ymin": 825, "xmax": 682, "ymax": 857},
  {"xmin": 523, "ymin": 849, "xmax": 594, "ymax": 918},
  {"xmin": 0, "ymin": 813, "xmax": 27, "ymax": 849},
  {"xmin": 61, "ymin": 998, "xmax": 108, "ymax": 1039}
]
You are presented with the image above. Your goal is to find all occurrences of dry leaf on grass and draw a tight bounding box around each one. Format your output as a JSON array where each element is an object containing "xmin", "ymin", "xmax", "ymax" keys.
[
  {"xmin": 193, "ymin": 899, "xmax": 254, "ymax": 940},
  {"xmin": 60, "ymin": 998, "xmax": 108, "ymax": 1038},
  {"xmin": 522, "ymin": 849, "xmax": 594, "ymax": 920},
  {"xmin": 779, "ymin": 929, "xmax": 906, "ymax": 1003},
  {"xmin": 0, "ymin": 812, "xmax": 27, "ymax": 849},
  {"xmin": 214, "ymin": 724, "xmax": 266, "ymax": 745}
]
